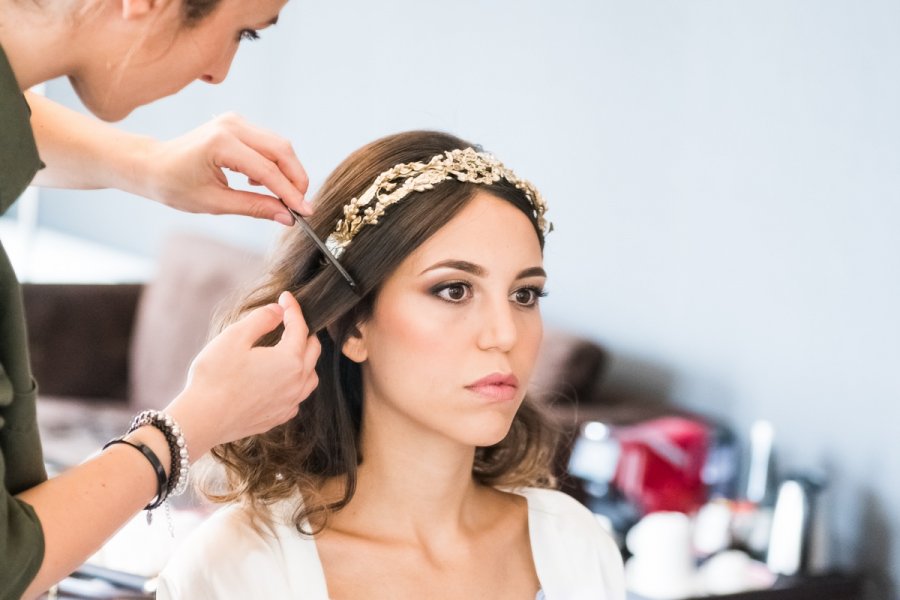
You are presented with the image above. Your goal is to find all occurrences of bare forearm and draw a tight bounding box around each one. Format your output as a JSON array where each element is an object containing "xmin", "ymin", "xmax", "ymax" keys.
[
  {"xmin": 26, "ymin": 92, "xmax": 154, "ymax": 194},
  {"xmin": 24, "ymin": 93, "xmax": 312, "ymax": 219},
  {"xmin": 17, "ymin": 427, "xmax": 170, "ymax": 599},
  {"xmin": 15, "ymin": 294, "xmax": 320, "ymax": 597}
]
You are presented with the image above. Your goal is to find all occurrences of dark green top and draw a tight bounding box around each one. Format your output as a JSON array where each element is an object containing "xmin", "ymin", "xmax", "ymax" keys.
[{"xmin": 0, "ymin": 42, "xmax": 47, "ymax": 599}]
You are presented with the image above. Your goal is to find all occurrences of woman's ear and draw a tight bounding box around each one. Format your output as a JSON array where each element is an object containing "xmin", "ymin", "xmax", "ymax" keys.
[
  {"xmin": 341, "ymin": 324, "xmax": 368, "ymax": 363},
  {"xmin": 121, "ymin": 0, "xmax": 156, "ymax": 20}
]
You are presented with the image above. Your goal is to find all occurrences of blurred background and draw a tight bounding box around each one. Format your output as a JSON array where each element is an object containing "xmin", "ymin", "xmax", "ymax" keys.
[{"xmin": 4, "ymin": 0, "xmax": 898, "ymax": 597}]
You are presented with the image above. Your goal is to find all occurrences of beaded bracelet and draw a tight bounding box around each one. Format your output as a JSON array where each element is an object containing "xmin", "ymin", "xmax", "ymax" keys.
[
  {"xmin": 102, "ymin": 438, "xmax": 168, "ymax": 510},
  {"xmin": 127, "ymin": 410, "xmax": 190, "ymax": 498}
]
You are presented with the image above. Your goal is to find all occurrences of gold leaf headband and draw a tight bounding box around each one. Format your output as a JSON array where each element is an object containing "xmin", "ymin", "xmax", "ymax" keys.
[{"xmin": 324, "ymin": 147, "xmax": 551, "ymax": 259}]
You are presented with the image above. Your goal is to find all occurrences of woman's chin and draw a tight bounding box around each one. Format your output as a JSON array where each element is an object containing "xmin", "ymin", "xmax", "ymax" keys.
[
  {"xmin": 462, "ymin": 420, "xmax": 516, "ymax": 449},
  {"xmin": 69, "ymin": 77, "xmax": 134, "ymax": 122},
  {"xmin": 87, "ymin": 101, "xmax": 134, "ymax": 123}
]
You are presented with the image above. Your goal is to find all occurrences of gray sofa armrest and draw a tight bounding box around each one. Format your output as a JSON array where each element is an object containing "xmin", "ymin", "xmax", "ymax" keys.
[{"xmin": 22, "ymin": 283, "xmax": 143, "ymax": 401}]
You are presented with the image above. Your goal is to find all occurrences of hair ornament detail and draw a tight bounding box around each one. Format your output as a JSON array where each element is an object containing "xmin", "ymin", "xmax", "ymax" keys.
[{"xmin": 325, "ymin": 147, "xmax": 551, "ymax": 259}]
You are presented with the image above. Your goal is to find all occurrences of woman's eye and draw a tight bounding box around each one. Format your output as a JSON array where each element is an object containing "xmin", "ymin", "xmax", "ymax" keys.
[
  {"xmin": 511, "ymin": 287, "xmax": 547, "ymax": 307},
  {"xmin": 435, "ymin": 283, "xmax": 472, "ymax": 303},
  {"xmin": 239, "ymin": 29, "xmax": 260, "ymax": 42}
]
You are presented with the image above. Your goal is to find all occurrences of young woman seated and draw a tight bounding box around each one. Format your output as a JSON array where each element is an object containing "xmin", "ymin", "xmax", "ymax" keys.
[{"xmin": 157, "ymin": 130, "xmax": 625, "ymax": 599}]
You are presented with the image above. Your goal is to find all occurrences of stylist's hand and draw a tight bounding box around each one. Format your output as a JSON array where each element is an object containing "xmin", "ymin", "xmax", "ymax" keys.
[
  {"xmin": 141, "ymin": 113, "xmax": 311, "ymax": 224},
  {"xmin": 164, "ymin": 291, "xmax": 320, "ymax": 459}
]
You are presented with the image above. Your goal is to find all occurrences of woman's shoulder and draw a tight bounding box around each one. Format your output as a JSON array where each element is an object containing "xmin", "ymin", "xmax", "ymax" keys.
[
  {"xmin": 171, "ymin": 502, "xmax": 286, "ymax": 558},
  {"xmin": 517, "ymin": 487, "xmax": 611, "ymax": 544},
  {"xmin": 156, "ymin": 503, "xmax": 282, "ymax": 597},
  {"xmin": 515, "ymin": 486, "xmax": 616, "ymax": 551},
  {"xmin": 156, "ymin": 500, "xmax": 327, "ymax": 599},
  {"xmin": 515, "ymin": 486, "xmax": 595, "ymax": 516},
  {"xmin": 516, "ymin": 486, "xmax": 612, "ymax": 535},
  {"xmin": 513, "ymin": 487, "xmax": 626, "ymax": 600}
]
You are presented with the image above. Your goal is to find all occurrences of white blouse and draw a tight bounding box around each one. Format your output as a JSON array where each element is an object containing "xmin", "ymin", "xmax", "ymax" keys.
[{"xmin": 157, "ymin": 487, "xmax": 625, "ymax": 600}]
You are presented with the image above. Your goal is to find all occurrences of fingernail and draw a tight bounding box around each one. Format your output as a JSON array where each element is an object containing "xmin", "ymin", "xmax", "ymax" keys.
[
  {"xmin": 302, "ymin": 200, "xmax": 315, "ymax": 215},
  {"xmin": 275, "ymin": 212, "xmax": 294, "ymax": 227},
  {"xmin": 278, "ymin": 291, "xmax": 292, "ymax": 308}
]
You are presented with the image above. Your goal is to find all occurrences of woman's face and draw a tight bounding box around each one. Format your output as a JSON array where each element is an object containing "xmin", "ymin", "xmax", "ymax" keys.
[
  {"xmin": 345, "ymin": 191, "xmax": 547, "ymax": 448},
  {"xmin": 73, "ymin": 0, "xmax": 287, "ymax": 121}
]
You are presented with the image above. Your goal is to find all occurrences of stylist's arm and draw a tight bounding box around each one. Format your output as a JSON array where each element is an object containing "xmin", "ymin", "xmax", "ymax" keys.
[
  {"xmin": 17, "ymin": 292, "xmax": 320, "ymax": 599},
  {"xmin": 0, "ymin": 0, "xmax": 320, "ymax": 597},
  {"xmin": 27, "ymin": 93, "xmax": 312, "ymax": 221}
]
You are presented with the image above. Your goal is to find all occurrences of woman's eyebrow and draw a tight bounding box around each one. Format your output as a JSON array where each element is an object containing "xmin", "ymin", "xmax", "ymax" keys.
[
  {"xmin": 419, "ymin": 260, "xmax": 546, "ymax": 280},
  {"xmin": 255, "ymin": 15, "xmax": 279, "ymax": 28},
  {"xmin": 420, "ymin": 260, "xmax": 485, "ymax": 276},
  {"xmin": 517, "ymin": 266, "xmax": 547, "ymax": 279}
]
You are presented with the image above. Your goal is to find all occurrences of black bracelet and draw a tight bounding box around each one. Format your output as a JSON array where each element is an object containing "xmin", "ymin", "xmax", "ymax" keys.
[
  {"xmin": 128, "ymin": 411, "xmax": 190, "ymax": 497},
  {"xmin": 141, "ymin": 420, "xmax": 179, "ymax": 495},
  {"xmin": 102, "ymin": 437, "xmax": 168, "ymax": 510}
]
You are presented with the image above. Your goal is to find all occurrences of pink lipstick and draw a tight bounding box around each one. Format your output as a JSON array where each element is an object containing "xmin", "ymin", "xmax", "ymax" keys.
[{"xmin": 466, "ymin": 373, "xmax": 520, "ymax": 403}]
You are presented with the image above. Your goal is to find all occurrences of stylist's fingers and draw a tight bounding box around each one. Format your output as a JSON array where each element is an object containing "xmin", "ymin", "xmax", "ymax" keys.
[
  {"xmin": 205, "ymin": 185, "xmax": 296, "ymax": 227},
  {"xmin": 213, "ymin": 137, "xmax": 306, "ymax": 221},
  {"xmin": 297, "ymin": 369, "xmax": 320, "ymax": 410},
  {"xmin": 299, "ymin": 333, "xmax": 322, "ymax": 384},
  {"xmin": 228, "ymin": 121, "xmax": 310, "ymax": 214},
  {"xmin": 276, "ymin": 291, "xmax": 310, "ymax": 348},
  {"xmin": 281, "ymin": 345, "xmax": 320, "ymax": 421},
  {"xmin": 301, "ymin": 340, "xmax": 321, "ymax": 383},
  {"xmin": 222, "ymin": 301, "xmax": 286, "ymax": 347},
  {"xmin": 281, "ymin": 370, "xmax": 319, "ymax": 423},
  {"xmin": 303, "ymin": 332, "xmax": 322, "ymax": 369},
  {"xmin": 143, "ymin": 113, "xmax": 311, "ymax": 222}
]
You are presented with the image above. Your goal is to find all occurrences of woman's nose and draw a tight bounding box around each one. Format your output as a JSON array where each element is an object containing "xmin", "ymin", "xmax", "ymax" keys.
[
  {"xmin": 476, "ymin": 297, "xmax": 518, "ymax": 352},
  {"xmin": 201, "ymin": 48, "xmax": 238, "ymax": 85}
]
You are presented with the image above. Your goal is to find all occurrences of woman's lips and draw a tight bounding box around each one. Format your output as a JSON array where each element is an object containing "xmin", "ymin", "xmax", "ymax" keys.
[{"xmin": 466, "ymin": 373, "xmax": 520, "ymax": 402}]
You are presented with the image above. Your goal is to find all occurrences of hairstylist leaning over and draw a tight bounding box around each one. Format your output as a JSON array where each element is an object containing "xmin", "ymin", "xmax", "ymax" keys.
[{"xmin": 0, "ymin": 1, "xmax": 320, "ymax": 597}]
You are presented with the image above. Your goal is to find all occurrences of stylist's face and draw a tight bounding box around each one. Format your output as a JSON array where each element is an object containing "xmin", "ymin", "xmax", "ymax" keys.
[{"xmin": 74, "ymin": 0, "xmax": 287, "ymax": 121}]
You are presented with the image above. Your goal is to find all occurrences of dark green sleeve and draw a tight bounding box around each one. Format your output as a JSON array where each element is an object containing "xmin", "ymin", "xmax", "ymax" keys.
[
  {"xmin": 0, "ymin": 375, "xmax": 47, "ymax": 599},
  {"xmin": 0, "ymin": 242, "xmax": 48, "ymax": 599},
  {"xmin": 0, "ymin": 466, "xmax": 45, "ymax": 600},
  {"xmin": 0, "ymin": 42, "xmax": 43, "ymax": 213},
  {"xmin": 0, "ymin": 39, "xmax": 50, "ymax": 600}
]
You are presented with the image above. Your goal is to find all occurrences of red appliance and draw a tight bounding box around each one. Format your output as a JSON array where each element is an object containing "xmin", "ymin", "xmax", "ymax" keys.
[{"xmin": 612, "ymin": 416, "xmax": 710, "ymax": 514}]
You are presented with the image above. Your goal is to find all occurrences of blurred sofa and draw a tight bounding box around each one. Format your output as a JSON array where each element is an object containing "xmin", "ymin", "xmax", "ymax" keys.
[{"xmin": 24, "ymin": 234, "xmax": 632, "ymax": 482}]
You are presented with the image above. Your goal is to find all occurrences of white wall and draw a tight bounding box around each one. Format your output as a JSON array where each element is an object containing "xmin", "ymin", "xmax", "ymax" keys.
[{"xmin": 37, "ymin": 0, "xmax": 900, "ymax": 594}]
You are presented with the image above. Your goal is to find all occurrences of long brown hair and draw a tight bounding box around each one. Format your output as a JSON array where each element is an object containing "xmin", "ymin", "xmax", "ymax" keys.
[
  {"xmin": 208, "ymin": 131, "xmax": 559, "ymax": 533},
  {"xmin": 180, "ymin": 0, "xmax": 223, "ymax": 24}
]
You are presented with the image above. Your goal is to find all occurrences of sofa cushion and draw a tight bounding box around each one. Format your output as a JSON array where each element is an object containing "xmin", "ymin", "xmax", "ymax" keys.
[
  {"xmin": 129, "ymin": 234, "xmax": 264, "ymax": 411},
  {"xmin": 23, "ymin": 284, "xmax": 142, "ymax": 400}
]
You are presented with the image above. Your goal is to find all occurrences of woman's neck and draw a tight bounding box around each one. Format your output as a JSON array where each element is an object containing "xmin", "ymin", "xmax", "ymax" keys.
[
  {"xmin": 0, "ymin": 1, "xmax": 84, "ymax": 89},
  {"xmin": 329, "ymin": 406, "xmax": 490, "ymax": 543}
]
